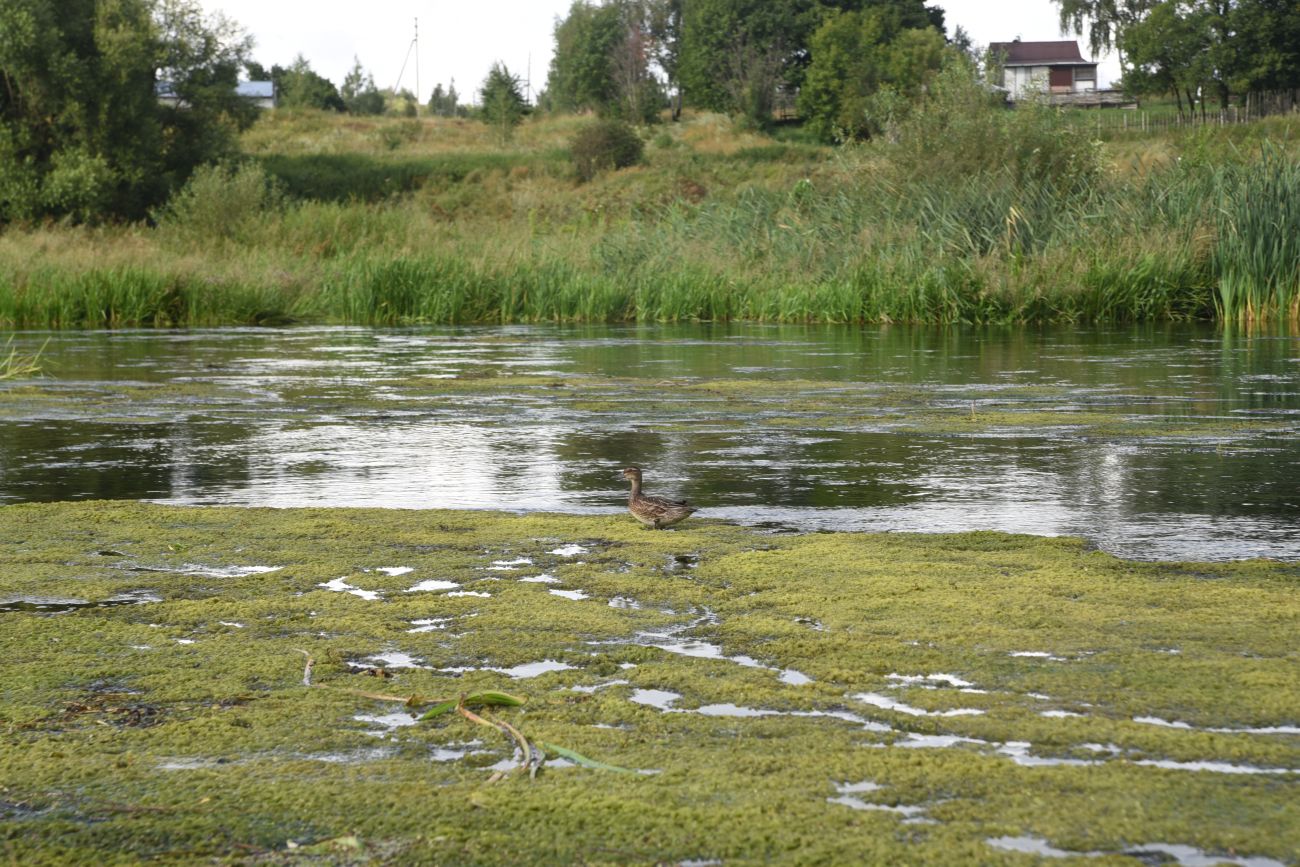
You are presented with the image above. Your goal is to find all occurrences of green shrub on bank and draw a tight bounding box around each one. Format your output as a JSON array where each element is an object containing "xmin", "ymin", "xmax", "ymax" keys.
[
  {"xmin": 571, "ymin": 120, "xmax": 644, "ymax": 182},
  {"xmin": 153, "ymin": 162, "xmax": 284, "ymax": 244}
]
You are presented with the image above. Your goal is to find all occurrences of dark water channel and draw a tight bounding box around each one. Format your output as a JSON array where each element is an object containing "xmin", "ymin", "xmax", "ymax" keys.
[{"xmin": 1, "ymin": 325, "xmax": 1298, "ymax": 561}]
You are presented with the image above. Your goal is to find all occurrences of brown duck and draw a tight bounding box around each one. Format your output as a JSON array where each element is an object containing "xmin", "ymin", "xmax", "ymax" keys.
[{"xmin": 621, "ymin": 467, "xmax": 697, "ymax": 529}]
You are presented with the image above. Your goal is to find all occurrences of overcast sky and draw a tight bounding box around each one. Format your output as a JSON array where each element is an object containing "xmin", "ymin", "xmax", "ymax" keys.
[{"xmin": 200, "ymin": 0, "xmax": 1120, "ymax": 103}]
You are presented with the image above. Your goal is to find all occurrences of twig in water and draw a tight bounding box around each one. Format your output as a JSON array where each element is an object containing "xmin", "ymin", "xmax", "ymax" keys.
[
  {"xmin": 457, "ymin": 695, "xmax": 532, "ymax": 776},
  {"xmin": 295, "ymin": 649, "xmax": 314, "ymax": 686}
]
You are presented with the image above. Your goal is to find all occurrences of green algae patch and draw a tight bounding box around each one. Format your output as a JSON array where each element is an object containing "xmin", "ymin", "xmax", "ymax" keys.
[{"xmin": 1, "ymin": 502, "xmax": 1297, "ymax": 865}]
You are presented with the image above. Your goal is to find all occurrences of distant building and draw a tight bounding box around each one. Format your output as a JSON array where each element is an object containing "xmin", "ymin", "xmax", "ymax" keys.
[
  {"xmin": 989, "ymin": 40, "xmax": 1098, "ymax": 101},
  {"xmin": 156, "ymin": 80, "xmax": 276, "ymax": 109},
  {"xmin": 236, "ymin": 80, "xmax": 276, "ymax": 109}
]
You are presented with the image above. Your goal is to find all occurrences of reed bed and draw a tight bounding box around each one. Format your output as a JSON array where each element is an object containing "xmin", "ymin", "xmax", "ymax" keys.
[
  {"xmin": 0, "ymin": 109, "xmax": 1295, "ymax": 328},
  {"xmin": 1213, "ymin": 145, "xmax": 1300, "ymax": 322}
]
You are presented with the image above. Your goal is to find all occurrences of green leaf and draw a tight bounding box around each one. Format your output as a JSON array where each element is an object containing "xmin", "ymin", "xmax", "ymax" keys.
[
  {"xmin": 540, "ymin": 742, "xmax": 636, "ymax": 773},
  {"xmin": 416, "ymin": 691, "xmax": 525, "ymax": 721}
]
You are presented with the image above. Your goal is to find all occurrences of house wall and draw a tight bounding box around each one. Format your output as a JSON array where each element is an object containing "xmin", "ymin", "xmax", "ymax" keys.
[
  {"xmin": 1006, "ymin": 65, "xmax": 1097, "ymax": 98},
  {"xmin": 1008, "ymin": 66, "xmax": 1049, "ymax": 99}
]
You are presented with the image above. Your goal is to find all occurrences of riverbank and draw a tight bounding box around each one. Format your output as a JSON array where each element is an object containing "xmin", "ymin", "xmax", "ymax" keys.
[
  {"xmin": 1, "ymin": 111, "xmax": 1298, "ymax": 328},
  {"xmin": 2, "ymin": 501, "xmax": 1296, "ymax": 864}
]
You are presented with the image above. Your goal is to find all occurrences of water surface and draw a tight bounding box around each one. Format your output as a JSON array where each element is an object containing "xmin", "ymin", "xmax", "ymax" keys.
[{"xmin": 1, "ymin": 324, "xmax": 1297, "ymax": 561}]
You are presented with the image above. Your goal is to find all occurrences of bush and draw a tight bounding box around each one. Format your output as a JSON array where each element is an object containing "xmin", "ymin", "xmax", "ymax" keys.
[
  {"xmin": 153, "ymin": 161, "xmax": 283, "ymax": 243},
  {"xmin": 570, "ymin": 120, "xmax": 644, "ymax": 182},
  {"xmin": 885, "ymin": 57, "xmax": 1103, "ymax": 196}
]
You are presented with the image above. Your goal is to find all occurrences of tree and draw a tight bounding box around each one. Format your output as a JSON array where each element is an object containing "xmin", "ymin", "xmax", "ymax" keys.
[
  {"xmin": 546, "ymin": 0, "xmax": 662, "ymax": 122},
  {"xmin": 610, "ymin": 2, "xmax": 664, "ymax": 122},
  {"xmin": 676, "ymin": 0, "xmax": 809, "ymax": 124},
  {"xmin": 275, "ymin": 54, "xmax": 344, "ymax": 111},
  {"xmin": 427, "ymin": 81, "xmax": 463, "ymax": 117},
  {"xmin": 648, "ymin": 0, "xmax": 684, "ymax": 118},
  {"xmin": 1121, "ymin": 2, "xmax": 1212, "ymax": 116},
  {"xmin": 341, "ymin": 57, "xmax": 384, "ymax": 115},
  {"xmin": 479, "ymin": 62, "xmax": 527, "ymax": 144},
  {"xmin": 1051, "ymin": 0, "xmax": 1158, "ymax": 74},
  {"xmin": 798, "ymin": 7, "xmax": 947, "ymax": 141},
  {"xmin": 676, "ymin": 0, "xmax": 944, "ymax": 128},
  {"xmin": 1228, "ymin": 0, "xmax": 1300, "ymax": 96},
  {"xmin": 0, "ymin": 0, "xmax": 253, "ymax": 222},
  {"xmin": 546, "ymin": 1, "xmax": 625, "ymax": 114}
]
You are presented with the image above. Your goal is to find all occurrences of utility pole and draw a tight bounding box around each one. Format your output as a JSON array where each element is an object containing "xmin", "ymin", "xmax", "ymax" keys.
[{"xmin": 415, "ymin": 18, "xmax": 420, "ymax": 115}]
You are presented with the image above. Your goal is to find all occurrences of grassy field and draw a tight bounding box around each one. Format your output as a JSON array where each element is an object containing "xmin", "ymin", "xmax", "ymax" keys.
[
  {"xmin": 1, "ymin": 106, "xmax": 1298, "ymax": 327},
  {"xmin": 1, "ymin": 501, "xmax": 1296, "ymax": 864}
]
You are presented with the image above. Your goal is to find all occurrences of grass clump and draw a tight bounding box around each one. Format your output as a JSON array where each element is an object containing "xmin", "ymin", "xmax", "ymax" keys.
[{"xmin": 0, "ymin": 335, "xmax": 46, "ymax": 380}]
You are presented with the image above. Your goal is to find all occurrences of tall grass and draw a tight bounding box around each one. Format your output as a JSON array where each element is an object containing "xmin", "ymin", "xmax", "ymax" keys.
[
  {"xmin": 1213, "ymin": 145, "xmax": 1300, "ymax": 322},
  {"xmin": 1, "ymin": 335, "xmax": 46, "ymax": 379},
  {"xmin": 0, "ymin": 97, "xmax": 1295, "ymax": 328}
]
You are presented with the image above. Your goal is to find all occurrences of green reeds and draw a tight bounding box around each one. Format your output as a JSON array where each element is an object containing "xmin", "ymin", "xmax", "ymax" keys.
[
  {"xmin": 0, "ymin": 267, "xmax": 301, "ymax": 328},
  {"xmin": 0, "ymin": 336, "xmax": 46, "ymax": 379},
  {"xmin": 2, "ymin": 119, "xmax": 1295, "ymax": 328},
  {"xmin": 1213, "ymin": 145, "xmax": 1300, "ymax": 322}
]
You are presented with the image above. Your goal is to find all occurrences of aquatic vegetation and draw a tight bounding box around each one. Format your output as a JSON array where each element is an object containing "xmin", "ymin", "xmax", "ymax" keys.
[
  {"xmin": 0, "ymin": 335, "xmax": 46, "ymax": 380},
  {"xmin": 0, "ymin": 501, "xmax": 1295, "ymax": 863},
  {"xmin": 1214, "ymin": 145, "xmax": 1300, "ymax": 323}
]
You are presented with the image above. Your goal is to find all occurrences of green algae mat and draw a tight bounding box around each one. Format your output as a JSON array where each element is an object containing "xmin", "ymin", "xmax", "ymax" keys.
[{"xmin": 1, "ymin": 502, "xmax": 1297, "ymax": 865}]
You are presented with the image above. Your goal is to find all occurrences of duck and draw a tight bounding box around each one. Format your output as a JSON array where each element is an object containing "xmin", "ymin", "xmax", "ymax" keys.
[{"xmin": 621, "ymin": 467, "xmax": 697, "ymax": 529}]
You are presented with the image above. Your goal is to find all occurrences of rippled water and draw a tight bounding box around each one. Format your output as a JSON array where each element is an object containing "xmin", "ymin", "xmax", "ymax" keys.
[{"xmin": 1, "ymin": 324, "xmax": 1297, "ymax": 560}]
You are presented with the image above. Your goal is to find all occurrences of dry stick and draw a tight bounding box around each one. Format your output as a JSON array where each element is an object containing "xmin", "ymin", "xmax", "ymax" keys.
[
  {"xmin": 457, "ymin": 695, "xmax": 532, "ymax": 776},
  {"xmin": 295, "ymin": 649, "xmax": 314, "ymax": 686}
]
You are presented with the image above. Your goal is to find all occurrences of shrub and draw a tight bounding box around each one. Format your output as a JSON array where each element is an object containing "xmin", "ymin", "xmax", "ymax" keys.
[
  {"xmin": 570, "ymin": 120, "xmax": 644, "ymax": 182},
  {"xmin": 885, "ymin": 57, "xmax": 1103, "ymax": 196},
  {"xmin": 153, "ymin": 161, "xmax": 283, "ymax": 243}
]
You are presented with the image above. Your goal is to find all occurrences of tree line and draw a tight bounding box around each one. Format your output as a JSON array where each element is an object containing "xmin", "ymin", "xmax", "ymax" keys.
[
  {"xmin": 1054, "ymin": 0, "xmax": 1300, "ymax": 116},
  {"xmin": 541, "ymin": 0, "xmax": 953, "ymax": 139},
  {"xmin": 0, "ymin": 0, "xmax": 472, "ymax": 224}
]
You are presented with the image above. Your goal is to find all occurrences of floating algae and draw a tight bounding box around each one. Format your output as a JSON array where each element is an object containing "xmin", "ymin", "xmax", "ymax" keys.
[{"xmin": 0, "ymin": 502, "xmax": 1296, "ymax": 864}]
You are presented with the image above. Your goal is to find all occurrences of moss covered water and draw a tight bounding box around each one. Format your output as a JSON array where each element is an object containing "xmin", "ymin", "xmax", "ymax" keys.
[
  {"xmin": 0, "ymin": 502, "xmax": 1296, "ymax": 865},
  {"xmin": 2, "ymin": 324, "xmax": 1298, "ymax": 560}
]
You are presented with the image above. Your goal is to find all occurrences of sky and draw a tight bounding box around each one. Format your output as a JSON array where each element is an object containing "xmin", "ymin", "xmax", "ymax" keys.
[{"xmin": 200, "ymin": 0, "xmax": 1120, "ymax": 104}]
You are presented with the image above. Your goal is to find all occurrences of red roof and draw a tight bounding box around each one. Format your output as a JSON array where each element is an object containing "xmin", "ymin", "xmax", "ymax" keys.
[{"xmin": 988, "ymin": 40, "xmax": 1092, "ymax": 66}]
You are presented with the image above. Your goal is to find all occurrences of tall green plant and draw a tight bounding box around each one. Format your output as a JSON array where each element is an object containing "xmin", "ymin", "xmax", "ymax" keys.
[
  {"xmin": 479, "ymin": 63, "xmax": 528, "ymax": 145},
  {"xmin": 1214, "ymin": 145, "xmax": 1300, "ymax": 322}
]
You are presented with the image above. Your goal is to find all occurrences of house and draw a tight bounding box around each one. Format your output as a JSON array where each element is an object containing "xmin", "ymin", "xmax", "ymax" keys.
[
  {"xmin": 988, "ymin": 40, "xmax": 1098, "ymax": 101},
  {"xmin": 156, "ymin": 80, "xmax": 276, "ymax": 109},
  {"xmin": 236, "ymin": 80, "xmax": 276, "ymax": 109}
]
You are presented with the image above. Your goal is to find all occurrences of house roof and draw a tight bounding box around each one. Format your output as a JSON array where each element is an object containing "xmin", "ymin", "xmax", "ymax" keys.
[
  {"xmin": 156, "ymin": 80, "xmax": 275, "ymax": 99},
  {"xmin": 237, "ymin": 81, "xmax": 274, "ymax": 99},
  {"xmin": 989, "ymin": 40, "xmax": 1094, "ymax": 66}
]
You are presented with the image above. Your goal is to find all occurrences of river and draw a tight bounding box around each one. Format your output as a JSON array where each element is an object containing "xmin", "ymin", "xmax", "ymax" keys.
[{"xmin": 1, "ymin": 324, "xmax": 1297, "ymax": 561}]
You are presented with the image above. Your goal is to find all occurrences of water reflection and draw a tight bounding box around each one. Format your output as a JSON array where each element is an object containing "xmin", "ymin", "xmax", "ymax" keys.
[{"xmin": 1, "ymin": 325, "xmax": 1296, "ymax": 561}]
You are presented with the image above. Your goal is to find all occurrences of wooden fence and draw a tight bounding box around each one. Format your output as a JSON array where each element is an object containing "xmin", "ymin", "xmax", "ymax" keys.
[{"xmin": 1070, "ymin": 90, "xmax": 1300, "ymax": 135}]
